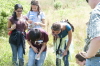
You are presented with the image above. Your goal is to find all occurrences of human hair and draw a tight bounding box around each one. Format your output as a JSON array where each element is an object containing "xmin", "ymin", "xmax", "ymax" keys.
[
  {"xmin": 51, "ymin": 22, "xmax": 61, "ymax": 31},
  {"xmin": 12, "ymin": 4, "xmax": 23, "ymax": 21},
  {"xmin": 75, "ymin": 53, "xmax": 86, "ymax": 62},
  {"xmin": 86, "ymin": 0, "xmax": 88, "ymax": 3},
  {"xmin": 30, "ymin": 0, "xmax": 40, "ymax": 16},
  {"xmin": 29, "ymin": 29, "xmax": 41, "ymax": 42}
]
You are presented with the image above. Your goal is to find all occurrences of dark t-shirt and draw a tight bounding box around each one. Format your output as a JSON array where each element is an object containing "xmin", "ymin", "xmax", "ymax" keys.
[
  {"xmin": 26, "ymin": 29, "xmax": 49, "ymax": 51},
  {"xmin": 9, "ymin": 16, "xmax": 28, "ymax": 32}
]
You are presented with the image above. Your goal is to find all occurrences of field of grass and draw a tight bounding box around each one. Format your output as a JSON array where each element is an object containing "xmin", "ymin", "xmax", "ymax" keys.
[{"xmin": 0, "ymin": 0, "xmax": 92, "ymax": 66}]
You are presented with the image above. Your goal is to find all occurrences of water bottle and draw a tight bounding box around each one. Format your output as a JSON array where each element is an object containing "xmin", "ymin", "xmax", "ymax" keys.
[{"xmin": 35, "ymin": 53, "xmax": 40, "ymax": 60}]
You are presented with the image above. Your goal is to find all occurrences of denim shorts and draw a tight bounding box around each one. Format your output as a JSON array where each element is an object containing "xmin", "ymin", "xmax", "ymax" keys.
[{"xmin": 86, "ymin": 57, "xmax": 100, "ymax": 66}]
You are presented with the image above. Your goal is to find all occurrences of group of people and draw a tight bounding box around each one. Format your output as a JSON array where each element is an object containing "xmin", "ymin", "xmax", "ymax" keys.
[{"xmin": 7, "ymin": 0, "xmax": 100, "ymax": 66}]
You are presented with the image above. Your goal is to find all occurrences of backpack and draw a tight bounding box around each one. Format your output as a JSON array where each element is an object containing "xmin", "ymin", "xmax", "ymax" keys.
[{"xmin": 60, "ymin": 19, "xmax": 74, "ymax": 32}]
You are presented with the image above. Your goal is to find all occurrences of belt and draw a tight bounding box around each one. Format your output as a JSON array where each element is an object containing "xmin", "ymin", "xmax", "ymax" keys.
[{"xmin": 95, "ymin": 54, "xmax": 100, "ymax": 57}]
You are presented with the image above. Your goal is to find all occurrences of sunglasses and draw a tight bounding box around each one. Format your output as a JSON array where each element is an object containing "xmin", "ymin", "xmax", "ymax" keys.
[{"xmin": 16, "ymin": 10, "xmax": 22, "ymax": 12}]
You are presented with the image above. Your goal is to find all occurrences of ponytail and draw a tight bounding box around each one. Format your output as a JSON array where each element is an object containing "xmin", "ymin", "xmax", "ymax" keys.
[{"xmin": 12, "ymin": 12, "xmax": 18, "ymax": 21}]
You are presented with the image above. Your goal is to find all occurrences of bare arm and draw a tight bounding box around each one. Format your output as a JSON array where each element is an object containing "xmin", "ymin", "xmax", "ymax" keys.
[
  {"xmin": 40, "ymin": 19, "xmax": 45, "ymax": 27},
  {"xmin": 86, "ymin": 38, "xmax": 100, "ymax": 58},
  {"xmin": 7, "ymin": 20, "xmax": 16, "ymax": 31},
  {"xmin": 65, "ymin": 30, "xmax": 72, "ymax": 51},
  {"xmin": 27, "ymin": 40, "xmax": 38, "ymax": 53},
  {"xmin": 34, "ymin": 19, "xmax": 46, "ymax": 27},
  {"xmin": 81, "ymin": 37, "xmax": 100, "ymax": 58},
  {"xmin": 38, "ymin": 42, "xmax": 47, "ymax": 54}
]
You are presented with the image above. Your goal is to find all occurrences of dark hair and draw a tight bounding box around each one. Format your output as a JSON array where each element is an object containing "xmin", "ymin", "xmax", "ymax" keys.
[
  {"xmin": 75, "ymin": 53, "xmax": 86, "ymax": 62},
  {"xmin": 86, "ymin": 0, "xmax": 88, "ymax": 3},
  {"xmin": 29, "ymin": 29, "xmax": 41, "ymax": 41},
  {"xmin": 30, "ymin": 0, "xmax": 40, "ymax": 16},
  {"xmin": 51, "ymin": 22, "xmax": 61, "ymax": 31},
  {"xmin": 12, "ymin": 4, "xmax": 23, "ymax": 20}
]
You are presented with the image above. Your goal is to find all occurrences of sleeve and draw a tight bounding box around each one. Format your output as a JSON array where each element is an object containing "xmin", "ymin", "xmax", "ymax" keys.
[
  {"xmin": 26, "ymin": 11, "xmax": 30, "ymax": 18},
  {"xmin": 66, "ymin": 24, "xmax": 72, "ymax": 31},
  {"xmin": 43, "ymin": 32, "xmax": 49, "ymax": 42},
  {"xmin": 41, "ymin": 12, "xmax": 45, "ymax": 19}
]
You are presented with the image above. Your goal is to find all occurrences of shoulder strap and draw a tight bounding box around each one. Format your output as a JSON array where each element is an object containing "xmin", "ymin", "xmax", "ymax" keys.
[{"xmin": 57, "ymin": 38, "xmax": 62, "ymax": 50}]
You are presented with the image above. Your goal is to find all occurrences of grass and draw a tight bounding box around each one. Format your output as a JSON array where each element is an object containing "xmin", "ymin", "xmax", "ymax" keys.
[{"xmin": 0, "ymin": 0, "xmax": 92, "ymax": 66}]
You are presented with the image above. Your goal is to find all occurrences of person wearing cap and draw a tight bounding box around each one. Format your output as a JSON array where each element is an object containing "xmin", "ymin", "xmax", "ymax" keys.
[{"xmin": 26, "ymin": 28, "xmax": 49, "ymax": 66}]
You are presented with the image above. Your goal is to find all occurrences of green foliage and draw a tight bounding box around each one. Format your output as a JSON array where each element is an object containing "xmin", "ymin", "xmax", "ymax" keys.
[
  {"xmin": 54, "ymin": 1, "xmax": 62, "ymax": 9},
  {"xmin": 0, "ymin": 0, "xmax": 29, "ymax": 36}
]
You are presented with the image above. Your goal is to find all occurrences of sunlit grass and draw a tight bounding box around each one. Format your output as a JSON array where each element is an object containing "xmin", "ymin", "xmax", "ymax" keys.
[{"xmin": 0, "ymin": 0, "xmax": 92, "ymax": 66}]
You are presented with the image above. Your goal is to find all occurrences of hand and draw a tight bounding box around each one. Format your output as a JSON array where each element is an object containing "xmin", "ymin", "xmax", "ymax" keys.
[
  {"xmin": 36, "ymin": 53, "xmax": 41, "ymax": 58},
  {"xmin": 79, "ymin": 52, "xmax": 87, "ymax": 58},
  {"xmin": 62, "ymin": 50, "xmax": 67, "ymax": 56},
  {"xmin": 34, "ymin": 22, "xmax": 41, "ymax": 25},
  {"xmin": 11, "ymin": 24, "xmax": 16, "ymax": 30},
  {"xmin": 28, "ymin": 20, "xmax": 32, "ymax": 24},
  {"xmin": 32, "ymin": 47, "xmax": 38, "ymax": 53}
]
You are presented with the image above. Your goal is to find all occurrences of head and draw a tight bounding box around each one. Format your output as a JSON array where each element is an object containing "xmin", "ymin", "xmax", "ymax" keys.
[
  {"xmin": 13, "ymin": 4, "xmax": 23, "ymax": 20},
  {"xmin": 86, "ymin": 0, "xmax": 100, "ymax": 9},
  {"xmin": 30, "ymin": 0, "xmax": 40, "ymax": 12},
  {"xmin": 29, "ymin": 29, "xmax": 41, "ymax": 42},
  {"xmin": 51, "ymin": 22, "xmax": 61, "ymax": 35},
  {"xmin": 75, "ymin": 53, "xmax": 86, "ymax": 66}
]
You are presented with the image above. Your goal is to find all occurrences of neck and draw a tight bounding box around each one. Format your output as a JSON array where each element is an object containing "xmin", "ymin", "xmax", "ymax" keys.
[{"xmin": 17, "ymin": 14, "xmax": 22, "ymax": 18}]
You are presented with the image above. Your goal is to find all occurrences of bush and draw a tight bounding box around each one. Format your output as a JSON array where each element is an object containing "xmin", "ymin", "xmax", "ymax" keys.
[
  {"xmin": 54, "ymin": 1, "xmax": 62, "ymax": 9},
  {"xmin": 0, "ymin": 0, "xmax": 29, "ymax": 36}
]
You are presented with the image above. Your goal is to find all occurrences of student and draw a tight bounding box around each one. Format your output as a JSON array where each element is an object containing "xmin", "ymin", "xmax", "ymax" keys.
[
  {"xmin": 80, "ymin": 0, "xmax": 100, "ymax": 66},
  {"xmin": 26, "ymin": 28, "xmax": 49, "ymax": 66},
  {"xmin": 51, "ymin": 19, "xmax": 74, "ymax": 66},
  {"xmin": 7, "ymin": 4, "xmax": 28, "ymax": 66},
  {"xmin": 27, "ymin": 0, "xmax": 45, "ymax": 30},
  {"xmin": 75, "ymin": 53, "xmax": 86, "ymax": 66}
]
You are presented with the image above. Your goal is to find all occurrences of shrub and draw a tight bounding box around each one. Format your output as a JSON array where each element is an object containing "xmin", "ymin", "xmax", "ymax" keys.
[{"xmin": 54, "ymin": 1, "xmax": 62, "ymax": 9}]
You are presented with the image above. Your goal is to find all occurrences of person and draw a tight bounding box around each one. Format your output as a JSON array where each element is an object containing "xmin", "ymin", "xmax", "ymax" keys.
[
  {"xmin": 27, "ymin": 0, "xmax": 45, "ymax": 30},
  {"xmin": 51, "ymin": 19, "xmax": 74, "ymax": 66},
  {"xmin": 7, "ymin": 4, "xmax": 28, "ymax": 66},
  {"xmin": 26, "ymin": 28, "xmax": 49, "ymax": 66},
  {"xmin": 75, "ymin": 53, "xmax": 86, "ymax": 66},
  {"xmin": 80, "ymin": 0, "xmax": 100, "ymax": 66}
]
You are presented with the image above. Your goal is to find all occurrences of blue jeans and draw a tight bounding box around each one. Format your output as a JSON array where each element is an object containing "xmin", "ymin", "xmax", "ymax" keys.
[
  {"xmin": 27, "ymin": 48, "xmax": 46, "ymax": 66},
  {"xmin": 63, "ymin": 51, "xmax": 69, "ymax": 66},
  {"xmin": 86, "ymin": 57, "xmax": 100, "ymax": 66},
  {"xmin": 10, "ymin": 43, "xmax": 24, "ymax": 66}
]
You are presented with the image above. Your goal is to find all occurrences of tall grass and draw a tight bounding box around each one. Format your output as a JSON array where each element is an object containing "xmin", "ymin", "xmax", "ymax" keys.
[{"xmin": 0, "ymin": 0, "xmax": 92, "ymax": 66}]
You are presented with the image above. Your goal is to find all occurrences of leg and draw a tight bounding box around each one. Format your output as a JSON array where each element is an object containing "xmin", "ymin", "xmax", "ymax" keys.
[
  {"xmin": 36, "ymin": 51, "xmax": 46, "ymax": 66},
  {"xmin": 56, "ymin": 58, "xmax": 61, "ymax": 66},
  {"xmin": 10, "ymin": 43, "xmax": 18, "ymax": 66},
  {"xmin": 27, "ymin": 48, "xmax": 36, "ymax": 66},
  {"xmin": 63, "ymin": 51, "xmax": 69, "ymax": 66},
  {"xmin": 18, "ymin": 44, "xmax": 24, "ymax": 66}
]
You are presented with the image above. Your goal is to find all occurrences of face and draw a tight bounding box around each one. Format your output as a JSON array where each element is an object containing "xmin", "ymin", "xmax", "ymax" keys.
[
  {"xmin": 52, "ymin": 30, "xmax": 61, "ymax": 35},
  {"xmin": 88, "ymin": 0, "xmax": 98, "ymax": 9},
  {"xmin": 76, "ymin": 58, "xmax": 85, "ymax": 66},
  {"xmin": 15, "ymin": 8, "xmax": 23, "ymax": 16},
  {"xmin": 31, "ymin": 5, "xmax": 38, "ymax": 11}
]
